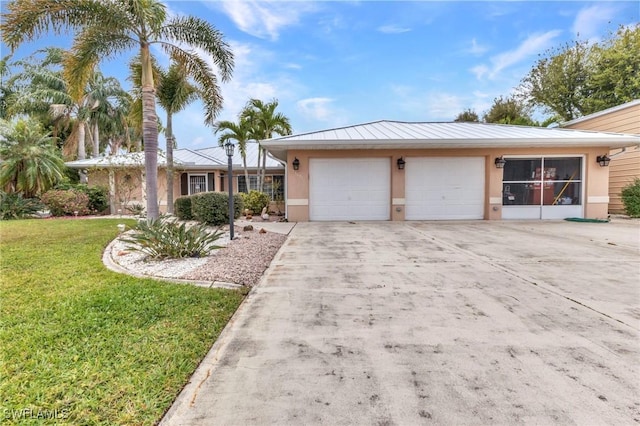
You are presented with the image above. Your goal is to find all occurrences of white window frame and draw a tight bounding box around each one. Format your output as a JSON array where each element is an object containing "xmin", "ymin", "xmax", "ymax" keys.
[
  {"xmin": 502, "ymin": 155, "xmax": 585, "ymax": 220},
  {"xmin": 188, "ymin": 173, "xmax": 208, "ymax": 195}
]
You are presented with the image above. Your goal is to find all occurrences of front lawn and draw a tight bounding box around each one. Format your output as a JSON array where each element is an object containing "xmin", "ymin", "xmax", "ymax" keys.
[{"xmin": 0, "ymin": 218, "xmax": 245, "ymax": 425}]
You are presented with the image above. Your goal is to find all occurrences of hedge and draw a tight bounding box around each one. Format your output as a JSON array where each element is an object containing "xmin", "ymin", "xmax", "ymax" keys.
[
  {"xmin": 174, "ymin": 196, "xmax": 193, "ymax": 220},
  {"xmin": 190, "ymin": 192, "xmax": 244, "ymax": 226}
]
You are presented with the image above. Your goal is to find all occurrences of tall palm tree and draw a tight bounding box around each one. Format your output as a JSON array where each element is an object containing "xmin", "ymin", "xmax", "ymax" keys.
[
  {"xmin": 215, "ymin": 118, "xmax": 253, "ymax": 192},
  {"xmin": 156, "ymin": 63, "xmax": 198, "ymax": 214},
  {"xmin": 0, "ymin": 117, "xmax": 65, "ymax": 197},
  {"xmin": 2, "ymin": 0, "xmax": 234, "ymax": 219},
  {"xmin": 241, "ymin": 99, "xmax": 292, "ymax": 192}
]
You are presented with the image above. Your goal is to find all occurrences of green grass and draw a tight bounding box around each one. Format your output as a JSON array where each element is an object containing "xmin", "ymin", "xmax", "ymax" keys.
[{"xmin": 0, "ymin": 219, "xmax": 245, "ymax": 425}]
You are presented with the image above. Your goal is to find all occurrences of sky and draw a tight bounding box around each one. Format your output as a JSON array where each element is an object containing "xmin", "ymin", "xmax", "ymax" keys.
[{"xmin": 1, "ymin": 1, "xmax": 638, "ymax": 152}]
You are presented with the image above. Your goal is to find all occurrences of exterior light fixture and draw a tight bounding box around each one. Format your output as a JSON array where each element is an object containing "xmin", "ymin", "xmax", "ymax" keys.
[
  {"xmin": 397, "ymin": 157, "xmax": 406, "ymax": 170},
  {"xmin": 596, "ymin": 155, "xmax": 611, "ymax": 167},
  {"xmin": 224, "ymin": 141, "xmax": 235, "ymax": 240},
  {"xmin": 494, "ymin": 157, "xmax": 506, "ymax": 168},
  {"xmin": 292, "ymin": 157, "xmax": 300, "ymax": 170}
]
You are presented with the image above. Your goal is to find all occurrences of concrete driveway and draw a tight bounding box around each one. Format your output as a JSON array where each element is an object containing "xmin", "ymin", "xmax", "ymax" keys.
[{"xmin": 162, "ymin": 220, "xmax": 640, "ymax": 425}]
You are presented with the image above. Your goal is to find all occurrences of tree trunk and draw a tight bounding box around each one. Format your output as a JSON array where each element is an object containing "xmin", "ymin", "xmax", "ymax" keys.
[
  {"xmin": 243, "ymin": 154, "xmax": 249, "ymax": 193},
  {"xmin": 166, "ymin": 112, "xmax": 174, "ymax": 214},
  {"xmin": 256, "ymin": 143, "xmax": 261, "ymax": 192},
  {"xmin": 92, "ymin": 122, "xmax": 99, "ymax": 158},
  {"xmin": 78, "ymin": 121, "xmax": 87, "ymax": 183},
  {"xmin": 260, "ymin": 146, "xmax": 267, "ymax": 193},
  {"xmin": 140, "ymin": 43, "xmax": 159, "ymax": 221}
]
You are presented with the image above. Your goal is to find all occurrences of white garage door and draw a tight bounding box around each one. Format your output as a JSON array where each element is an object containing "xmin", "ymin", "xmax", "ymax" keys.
[
  {"xmin": 405, "ymin": 157, "xmax": 485, "ymax": 220},
  {"xmin": 309, "ymin": 158, "xmax": 390, "ymax": 221}
]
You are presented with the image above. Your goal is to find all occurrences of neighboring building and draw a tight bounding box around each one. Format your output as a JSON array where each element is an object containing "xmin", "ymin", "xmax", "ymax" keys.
[
  {"xmin": 563, "ymin": 100, "xmax": 640, "ymax": 214},
  {"xmin": 65, "ymin": 142, "xmax": 285, "ymax": 214},
  {"xmin": 262, "ymin": 121, "xmax": 640, "ymax": 222}
]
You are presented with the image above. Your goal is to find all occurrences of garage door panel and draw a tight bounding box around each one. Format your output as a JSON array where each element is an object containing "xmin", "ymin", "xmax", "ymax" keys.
[
  {"xmin": 310, "ymin": 158, "xmax": 390, "ymax": 221},
  {"xmin": 405, "ymin": 157, "xmax": 484, "ymax": 220}
]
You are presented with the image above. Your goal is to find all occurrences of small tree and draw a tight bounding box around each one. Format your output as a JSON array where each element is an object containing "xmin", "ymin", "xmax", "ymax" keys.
[
  {"xmin": 0, "ymin": 118, "xmax": 65, "ymax": 197},
  {"xmin": 483, "ymin": 95, "xmax": 537, "ymax": 126},
  {"xmin": 454, "ymin": 109, "xmax": 479, "ymax": 122}
]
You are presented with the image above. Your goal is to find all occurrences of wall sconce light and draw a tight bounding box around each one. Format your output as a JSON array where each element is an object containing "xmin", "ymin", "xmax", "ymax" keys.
[
  {"xmin": 397, "ymin": 157, "xmax": 406, "ymax": 170},
  {"xmin": 494, "ymin": 156, "xmax": 506, "ymax": 168},
  {"xmin": 596, "ymin": 155, "xmax": 610, "ymax": 167},
  {"xmin": 292, "ymin": 157, "xmax": 300, "ymax": 170}
]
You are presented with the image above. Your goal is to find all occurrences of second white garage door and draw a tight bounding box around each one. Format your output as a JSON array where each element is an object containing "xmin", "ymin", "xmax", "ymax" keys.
[
  {"xmin": 405, "ymin": 157, "xmax": 485, "ymax": 220},
  {"xmin": 309, "ymin": 158, "xmax": 390, "ymax": 221}
]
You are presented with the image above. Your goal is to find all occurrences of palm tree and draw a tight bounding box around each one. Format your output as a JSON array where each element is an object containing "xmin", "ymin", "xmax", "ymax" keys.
[
  {"xmin": 156, "ymin": 63, "xmax": 198, "ymax": 214},
  {"xmin": 0, "ymin": 117, "xmax": 65, "ymax": 197},
  {"xmin": 241, "ymin": 99, "xmax": 292, "ymax": 192},
  {"xmin": 215, "ymin": 118, "xmax": 253, "ymax": 192},
  {"xmin": 2, "ymin": 0, "xmax": 234, "ymax": 219}
]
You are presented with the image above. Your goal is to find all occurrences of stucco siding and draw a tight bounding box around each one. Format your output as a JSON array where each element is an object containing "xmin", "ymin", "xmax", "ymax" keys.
[{"xmin": 564, "ymin": 103, "xmax": 640, "ymax": 213}]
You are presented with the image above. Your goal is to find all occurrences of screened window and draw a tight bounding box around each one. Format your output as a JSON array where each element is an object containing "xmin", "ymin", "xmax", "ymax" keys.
[
  {"xmin": 503, "ymin": 157, "xmax": 582, "ymax": 206},
  {"xmin": 238, "ymin": 175, "xmax": 284, "ymax": 200},
  {"xmin": 189, "ymin": 175, "xmax": 207, "ymax": 194}
]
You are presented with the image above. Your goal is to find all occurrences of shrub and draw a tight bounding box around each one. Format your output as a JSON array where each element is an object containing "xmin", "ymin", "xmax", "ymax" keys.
[
  {"xmin": 174, "ymin": 196, "xmax": 193, "ymax": 220},
  {"xmin": 41, "ymin": 189, "xmax": 90, "ymax": 217},
  {"xmin": 0, "ymin": 192, "xmax": 43, "ymax": 220},
  {"xmin": 55, "ymin": 183, "xmax": 109, "ymax": 214},
  {"xmin": 621, "ymin": 178, "xmax": 640, "ymax": 218},
  {"xmin": 126, "ymin": 203, "xmax": 145, "ymax": 216},
  {"xmin": 121, "ymin": 217, "xmax": 224, "ymax": 259},
  {"xmin": 191, "ymin": 192, "xmax": 244, "ymax": 226},
  {"xmin": 242, "ymin": 190, "xmax": 270, "ymax": 214}
]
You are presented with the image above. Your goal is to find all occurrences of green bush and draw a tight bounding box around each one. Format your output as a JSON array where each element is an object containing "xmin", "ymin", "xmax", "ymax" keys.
[
  {"xmin": 242, "ymin": 190, "xmax": 270, "ymax": 213},
  {"xmin": 121, "ymin": 217, "xmax": 224, "ymax": 259},
  {"xmin": 621, "ymin": 178, "xmax": 640, "ymax": 217},
  {"xmin": 55, "ymin": 183, "xmax": 109, "ymax": 214},
  {"xmin": 174, "ymin": 196, "xmax": 193, "ymax": 220},
  {"xmin": 191, "ymin": 192, "xmax": 244, "ymax": 226},
  {"xmin": 41, "ymin": 189, "xmax": 90, "ymax": 217},
  {"xmin": 0, "ymin": 192, "xmax": 43, "ymax": 220}
]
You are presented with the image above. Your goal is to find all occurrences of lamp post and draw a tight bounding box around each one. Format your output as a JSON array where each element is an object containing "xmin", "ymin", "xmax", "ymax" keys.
[{"xmin": 225, "ymin": 141, "xmax": 235, "ymax": 240}]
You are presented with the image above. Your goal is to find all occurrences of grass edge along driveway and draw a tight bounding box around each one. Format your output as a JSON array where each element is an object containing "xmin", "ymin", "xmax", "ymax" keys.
[{"xmin": 0, "ymin": 218, "xmax": 245, "ymax": 425}]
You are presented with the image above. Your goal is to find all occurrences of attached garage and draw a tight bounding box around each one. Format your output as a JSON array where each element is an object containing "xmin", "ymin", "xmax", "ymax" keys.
[
  {"xmin": 405, "ymin": 157, "xmax": 485, "ymax": 220},
  {"xmin": 261, "ymin": 120, "xmax": 640, "ymax": 222},
  {"xmin": 309, "ymin": 158, "xmax": 390, "ymax": 221}
]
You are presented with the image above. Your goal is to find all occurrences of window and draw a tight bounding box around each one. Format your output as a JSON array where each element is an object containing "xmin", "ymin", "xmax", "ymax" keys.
[
  {"xmin": 502, "ymin": 157, "xmax": 582, "ymax": 206},
  {"xmin": 189, "ymin": 175, "xmax": 207, "ymax": 194},
  {"xmin": 238, "ymin": 175, "xmax": 284, "ymax": 200}
]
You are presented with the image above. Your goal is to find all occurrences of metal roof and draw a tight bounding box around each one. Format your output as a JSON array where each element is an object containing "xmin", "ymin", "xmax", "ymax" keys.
[
  {"xmin": 196, "ymin": 142, "xmax": 283, "ymax": 169},
  {"xmin": 262, "ymin": 120, "xmax": 640, "ymax": 161},
  {"xmin": 562, "ymin": 99, "xmax": 640, "ymax": 127},
  {"xmin": 65, "ymin": 144, "xmax": 284, "ymax": 170}
]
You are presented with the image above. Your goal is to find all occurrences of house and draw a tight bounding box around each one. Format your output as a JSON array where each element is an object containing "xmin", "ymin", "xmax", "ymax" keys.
[
  {"xmin": 65, "ymin": 142, "xmax": 285, "ymax": 214},
  {"xmin": 261, "ymin": 121, "xmax": 640, "ymax": 222},
  {"xmin": 562, "ymin": 100, "xmax": 640, "ymax": 214}
]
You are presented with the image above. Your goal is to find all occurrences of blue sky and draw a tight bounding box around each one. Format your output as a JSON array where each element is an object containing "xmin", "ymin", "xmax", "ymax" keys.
[{"xmin": 2, "ymin": 1, "xmax": 638, "ymax": 151}]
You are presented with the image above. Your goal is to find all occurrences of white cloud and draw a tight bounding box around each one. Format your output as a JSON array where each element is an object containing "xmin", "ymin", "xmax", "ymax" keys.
[
  {"xmin": 211, "ymin": 1, "xmax": 319, "ymax": 41},
  {"xmin": 377, "ymin": 24, "xmax": 412, "ymax": 34},
  {"xmin": 296, "ymin": 97, "xmax": 336, "ymax": 121},
  {"xmin": 467, "ymin": 38, "xmax": 489, "ymax": 56},
  {"xmin": 572, "ymin": 4, "xmax": 618, "ymax": 40},
  {"xmin": 425, "ymin": 93, "xmax": 464, "ymax": 120},
  {"xmin": 471, "ymin": 30, "xmax": 561, "ymax": 81}
]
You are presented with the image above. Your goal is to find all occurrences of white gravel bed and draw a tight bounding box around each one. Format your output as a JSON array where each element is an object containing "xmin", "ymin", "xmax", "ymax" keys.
[{"xmin": 109, "ymin": 225, "xmax": 287, "ymax": 286}]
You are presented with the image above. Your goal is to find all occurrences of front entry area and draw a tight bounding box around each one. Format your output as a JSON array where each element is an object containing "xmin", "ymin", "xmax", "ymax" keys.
[{"xmin": 502, "ymin": 156, "xmax": 584, "ymax": 219}]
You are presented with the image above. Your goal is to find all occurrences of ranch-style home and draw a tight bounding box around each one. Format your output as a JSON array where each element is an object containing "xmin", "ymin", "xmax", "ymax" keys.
[
  {"xmin": 562, "ymin": 99, "xmax": 640, "ymax": 214},
  {"xmin": 261, "ymin": 121, "xmax": 640, "ymax": 222},
  {"xmin": 65, "ymin": 142, "xmax": 285, "ymax": 214}
]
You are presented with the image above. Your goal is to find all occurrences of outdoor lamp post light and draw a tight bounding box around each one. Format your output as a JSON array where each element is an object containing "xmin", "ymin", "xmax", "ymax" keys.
[
  {"xmin": 596, "ymin": 155, "xmax": 611, "ymax": 167},
  {"xmin": 397, "ymin": 157, "xmax": 406, "ymax": 170},
  {"xmin": 225, "ymin": 141, "xmax": 235, "ymax": 240},
  {"xmin": 292, "ymin": 157, "xmax": 300, "ymax": 170},
  {"xmin": 494, "ymin": 157, "xmax": 506, "ymax": 168}
]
